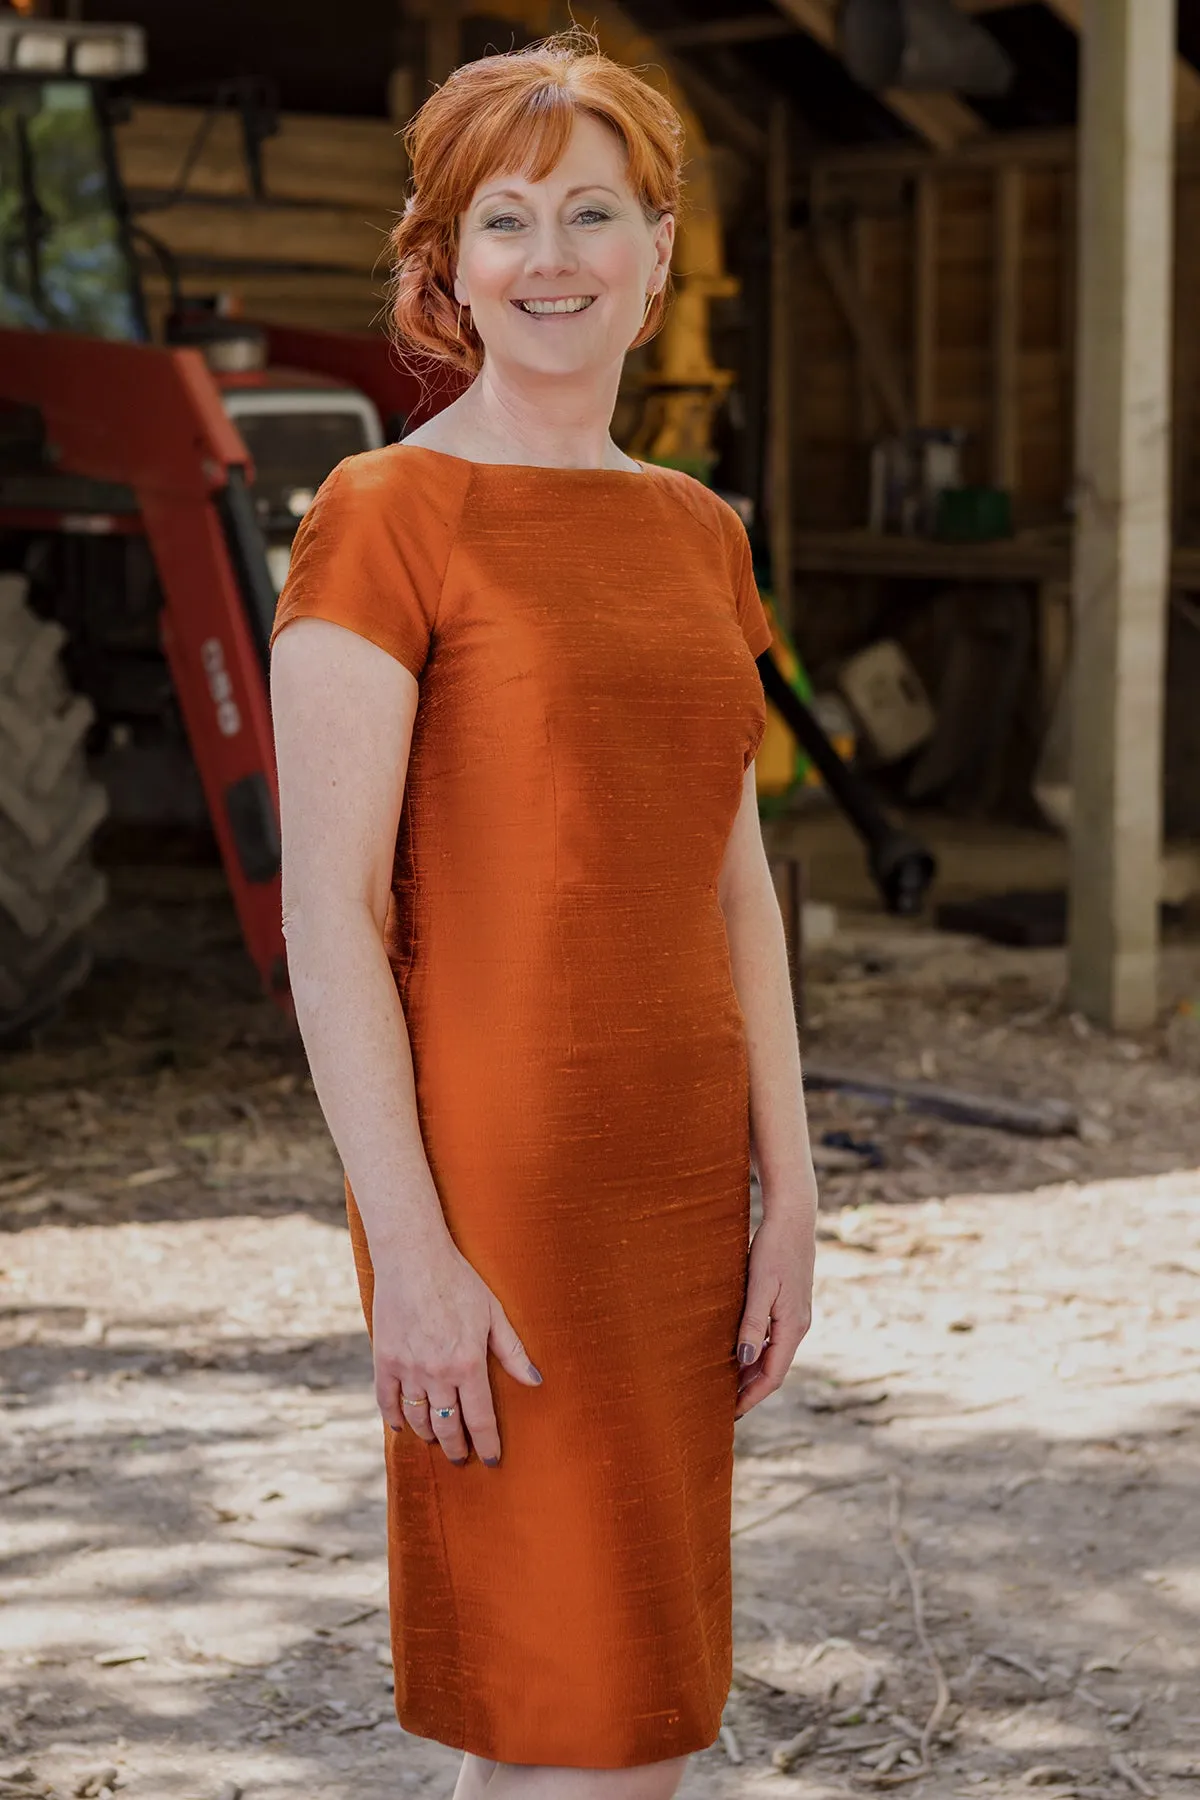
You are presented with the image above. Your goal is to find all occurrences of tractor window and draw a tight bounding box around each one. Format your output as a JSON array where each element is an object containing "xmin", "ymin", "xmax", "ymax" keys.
[{"xmin": 0, "ymin": 79, "xmax": 141, "ymax": 340}]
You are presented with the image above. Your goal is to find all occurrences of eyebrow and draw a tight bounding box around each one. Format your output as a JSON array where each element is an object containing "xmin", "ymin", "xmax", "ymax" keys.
[{"xmin": 473, "ymin": 183, "xmax": 622, "ymax": 208}]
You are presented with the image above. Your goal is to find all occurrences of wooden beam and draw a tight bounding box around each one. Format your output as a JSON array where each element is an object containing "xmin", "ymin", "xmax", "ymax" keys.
[
  {"xmin": 912, "ymin": 173, "xmax": 938, "ymax": 425},
  {"xmin": 1000, "ymin": 0, "xmax": 1200, "ymax": 129},
  {"xmin": 660, "ymin": 53, "xmax": 768, "ymax": 161},
  {"xmin": 991, "ymin": 163, "xmax": 1023, "ymax": 493},
  {"xmin": 768, "ymin": 98, "xmax": 795, "ymax": 630},
  {"xmin": 770, "ymin": 0, "xmax": 987, "ymax": 149},
  {"xmin": 1069, "ymin": 0, "xmax": 1175, "ymax": 1029},
  {"xmin": 812, "ymin": 223, "xmax": 911, "ymax": 433},
  {"xmin": 658, "ymin": 15, "xmax": 797, "ymax": 48},
  {"xmin": 805, "ymin": 126, "xmax": 1075, "ymax": 177}
]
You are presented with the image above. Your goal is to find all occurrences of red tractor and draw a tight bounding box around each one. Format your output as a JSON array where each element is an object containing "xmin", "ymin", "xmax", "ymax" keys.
[{"xmin": 0, "ymin": 14, "xmax": 443, "ymax": 1039}]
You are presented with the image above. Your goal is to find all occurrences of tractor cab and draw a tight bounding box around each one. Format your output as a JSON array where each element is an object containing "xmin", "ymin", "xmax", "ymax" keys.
[{"xmin": 0, "ymin": 14, "xmax": 385, "ymax": 576}]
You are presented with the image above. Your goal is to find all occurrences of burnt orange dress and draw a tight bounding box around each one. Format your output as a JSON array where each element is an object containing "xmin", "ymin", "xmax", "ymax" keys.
[{"xmin": 270, "ymin": 444, "xmax": 772, "ymax": 1768}]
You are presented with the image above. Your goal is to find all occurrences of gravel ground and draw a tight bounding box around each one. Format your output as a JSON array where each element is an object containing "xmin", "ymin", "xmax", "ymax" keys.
[{"xmin": 1, "ymin": 866, "xmax": 1197, "ymax": 1800}]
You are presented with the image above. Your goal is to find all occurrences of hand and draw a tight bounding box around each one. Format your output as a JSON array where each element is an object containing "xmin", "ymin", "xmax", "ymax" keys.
[
  {"xmin": 734, "ymin": 1209, "xmax": 815, "ymax": 1419},
  {"xmin": 370, "ymin": 1233, "xmax": 542, "ymax": 1465}
]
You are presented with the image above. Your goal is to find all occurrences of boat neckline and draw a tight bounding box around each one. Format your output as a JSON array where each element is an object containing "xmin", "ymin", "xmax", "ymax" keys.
[{"xmin": 394, "ymin": 441, "xmax": 652, "ymax": 476}]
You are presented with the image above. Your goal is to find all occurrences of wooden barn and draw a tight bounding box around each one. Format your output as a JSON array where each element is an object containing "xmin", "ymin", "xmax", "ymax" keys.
[{"xmin": 30, "ymin": 0, "xmax": 1200, "ymax": 1026}]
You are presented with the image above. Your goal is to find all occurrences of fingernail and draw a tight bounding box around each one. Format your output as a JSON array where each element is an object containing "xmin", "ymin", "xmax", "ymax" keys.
[
  {"xmin": 737, "ymin": 1342, "xmax": 757, "ymax": 1365},
  {"xmin": 450, "ymin": 1456, "xmax": 469, "ymax": 1467},
  {"xmin": 483, "ymin": 1455, "xmax": 500, "ymax": 1467},
  {"xmin": 527, "ymin": 1362, "xmax": 543, "ymax": 1384}
]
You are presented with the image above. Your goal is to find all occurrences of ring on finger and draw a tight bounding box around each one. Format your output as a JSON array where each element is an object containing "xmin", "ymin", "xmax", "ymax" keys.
[
  {"xmin": 431, "ymin": 1403, "xmax": 459, "ymax": 1419},
  {"xmin": 401, "ymin": 1393, "xmax": 429, "ymax": 1409}
]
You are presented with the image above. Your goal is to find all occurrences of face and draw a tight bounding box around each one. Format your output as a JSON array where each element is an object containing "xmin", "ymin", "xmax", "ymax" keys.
[{"xmin": 454, "ymin": 111, "xmax": 674, "ymax": 381}]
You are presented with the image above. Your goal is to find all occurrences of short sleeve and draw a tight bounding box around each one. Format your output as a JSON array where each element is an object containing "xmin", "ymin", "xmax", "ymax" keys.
[
  {"xmin": 720, "ymin": 505, "xmax": 774, "ymax": 660},
  {"xmin": 269, "ymin": 450, "xmax": 462, "ymax": 679}
]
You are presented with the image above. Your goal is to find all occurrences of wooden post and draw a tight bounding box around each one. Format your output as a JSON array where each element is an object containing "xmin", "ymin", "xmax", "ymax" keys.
[
  {"xmin": 1069, "ymin": 0, "xmax": 1176, "ymax": 1029},
  {"xmin": 768, "ymin": 98, "xmax": 794, "ymax": 633},
  {"xmin": 853, "ymin": 213, "xmax": 878, "ymax": 440},
  {"xmin": 912, "ymin": 173, "xmax": 938, "ymax": 427},
  {"xmin": 991, "ymin": 163, "xmax": 1023, "ymax": 495}
]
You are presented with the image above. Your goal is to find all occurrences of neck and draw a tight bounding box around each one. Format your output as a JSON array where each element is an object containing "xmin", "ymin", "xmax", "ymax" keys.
[{"xmin": 450, "ymin": 356, "xmax": 628, "ymax": 470}]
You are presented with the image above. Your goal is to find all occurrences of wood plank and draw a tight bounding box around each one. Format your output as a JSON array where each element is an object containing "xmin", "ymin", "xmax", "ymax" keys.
[
  {"xmin": 811, "ymin": 225, "xmax": 911, "ymax": 432},
  {"xmin": 1172, "ymin": 179, "xmax": 1200, "ymax": 530},
  {"xmin": 991, "ymin": 163, "xmax": 1023, "ymax": 493},
  {"xmin": 792, "ymin": 527, "xmax": 1068, "ymax": 579},
  {"xmin": 770, "ymin": 0, "xmax": 987, "ymax": 147},
  {"xmin": 137, "ymin": 202, "xmax": 393, "ymax": 272},
  {"xmin": 912, "ymin": 173, "xmax": 938, "ymax": 424},
  {"xmin": 852, "ymin": 212, "xmax": 879, "ymax": 438},
  {"xmin": 140, "ymin": 270, "xmax": 383, "ymax": 335},
  {"xmin": 116, "ymin": 105, "xmax": 408, "ymax": 210},
  {"xmin": 658, "ymin": 15, "xmax": 797, "ymax": 47}
]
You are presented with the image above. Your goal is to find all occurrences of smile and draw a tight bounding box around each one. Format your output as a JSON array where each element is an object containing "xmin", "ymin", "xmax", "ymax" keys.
[{"xmin": 512, "ymin": 296, "xmax": 597, "ymax": 315}]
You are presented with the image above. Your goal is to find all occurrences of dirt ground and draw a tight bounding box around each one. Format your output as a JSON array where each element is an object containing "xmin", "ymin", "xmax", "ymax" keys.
[{"xmin": 2, "ymin": 862, "xmax": 1198, "ymax": 1800}]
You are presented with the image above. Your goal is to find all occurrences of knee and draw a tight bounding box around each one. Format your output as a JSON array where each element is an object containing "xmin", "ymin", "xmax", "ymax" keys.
[{"xmin": 627, "ymin": 1758, "xmax": 688, "ymax": 1800}]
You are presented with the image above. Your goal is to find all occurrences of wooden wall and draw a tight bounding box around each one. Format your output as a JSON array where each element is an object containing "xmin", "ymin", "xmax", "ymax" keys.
[
  {"xmin": 114, "ymin": 104, "xmax": 409, "ymax": 334},
  {"xmin": 785, "ymin": 133, "xmax": 1200, "ymax": 540}
]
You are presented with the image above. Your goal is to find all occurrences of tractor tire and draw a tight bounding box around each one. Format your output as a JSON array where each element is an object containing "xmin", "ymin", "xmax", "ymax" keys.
[{"xmin": 0, "ymin": 571, "xmax": 109, "ymax": 1044}]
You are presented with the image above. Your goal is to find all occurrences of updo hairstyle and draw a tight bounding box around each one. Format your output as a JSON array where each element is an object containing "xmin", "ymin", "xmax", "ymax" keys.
[{"xmin": 387, "ymin": 30, "xmax": 684, "ymax": 373}]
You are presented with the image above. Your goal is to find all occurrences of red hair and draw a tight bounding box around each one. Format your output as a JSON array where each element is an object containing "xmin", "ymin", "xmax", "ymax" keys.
[{"xmin": 387, "ymin": 30, "xmax": 683, "ymax": 374}]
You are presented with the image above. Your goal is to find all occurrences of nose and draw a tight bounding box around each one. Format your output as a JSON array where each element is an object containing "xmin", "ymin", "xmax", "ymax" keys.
[{"xmin": 524, "ymin": 214, "xmax": 578, "ymax": 280}]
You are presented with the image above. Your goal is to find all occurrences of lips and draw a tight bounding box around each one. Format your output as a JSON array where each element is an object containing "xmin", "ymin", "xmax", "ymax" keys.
[{"xmin": 512, "ymin": 296, "xmax": 597, "ymax": 315}]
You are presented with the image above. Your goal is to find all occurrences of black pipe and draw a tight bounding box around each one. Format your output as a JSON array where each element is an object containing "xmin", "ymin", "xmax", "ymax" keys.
[{"xmin": 756, "ymin": 650, "xmax": 937, "ymax": 916}]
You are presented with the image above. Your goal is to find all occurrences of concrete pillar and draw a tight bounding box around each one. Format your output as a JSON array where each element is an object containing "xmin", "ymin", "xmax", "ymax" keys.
[{"xmin": 1068, "ymin": 0, "xmax": 1176, "ymax": 1029}]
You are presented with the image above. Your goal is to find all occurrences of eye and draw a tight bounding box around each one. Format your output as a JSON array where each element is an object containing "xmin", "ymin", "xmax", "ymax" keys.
[
  {"xmin": 482, "ymin": 213, "xmax": 524, "ymax": 232},
  {"xmin": 573, "ymin": 207, "xmax": 611, "ymax": 226}
]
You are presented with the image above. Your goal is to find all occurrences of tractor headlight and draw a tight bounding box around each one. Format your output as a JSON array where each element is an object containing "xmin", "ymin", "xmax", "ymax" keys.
[
  {"xmin": 73, "ymin": 35, "xmax": 130, "ymax": 76},
  {"xmin": 14, "ymin": 32, "xmax": 69, "ymax": 72}
]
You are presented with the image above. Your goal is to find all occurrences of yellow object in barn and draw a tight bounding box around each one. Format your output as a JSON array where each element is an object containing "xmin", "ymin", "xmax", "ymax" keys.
[{"xmin": 754, "ymin": 593, "xmax": 857, "ymax": 809}]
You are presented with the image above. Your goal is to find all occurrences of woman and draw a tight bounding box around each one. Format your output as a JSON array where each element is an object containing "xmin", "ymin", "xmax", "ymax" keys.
[{"xmin": 269, "ymin": 32, "xmax": 818, "ymax": 1800}]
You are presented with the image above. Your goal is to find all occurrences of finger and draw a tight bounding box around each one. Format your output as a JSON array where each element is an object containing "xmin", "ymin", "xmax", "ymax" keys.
[
  {"xmin": 735, "ymin": 1350, "xmax": 767, "ymax": 1417},
  {"xmin": 736, "ymin": 1319, "xmax": 806, "ymax": 1417},
  {"xmin": 736, "ymin": 1288, "xmax": 777, "ymax": 1369},
  {"xmin": 398, "ymin": 1383, "xmax": 436, "ymax": 1444},
  {"xmin": 376, "ymin": 1368, "xmax": 406, "ymax": 1433},
  {"xmin": 489, "ymin": 1306, "xmax": 543, "ymax": 1387},
  {"xmin": 426, "ymin": 1388, "xmax": 470, "ymax": 1464},
  {"xmin": 457, "ymin": 1368, "xmax": 502, "ymax": 1467}
]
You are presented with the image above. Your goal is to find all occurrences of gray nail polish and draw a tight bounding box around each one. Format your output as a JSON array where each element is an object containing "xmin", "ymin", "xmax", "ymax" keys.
[
  {"xmin": 483, "ymin": 1455, "xmax": 500, "ymax": 1467},
  {"xmin": 527, "ymin": 1362, "xmax": 543, "ymax": 1384},
  {"xmin": 737, "ymin": 1343, "xmax": 757, "ymax": 1365}
]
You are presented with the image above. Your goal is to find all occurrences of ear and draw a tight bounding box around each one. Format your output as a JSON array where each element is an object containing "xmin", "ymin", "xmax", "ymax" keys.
[{"xmin": 652, "ymin": 213, "xmax": 675, "ymax": 287}]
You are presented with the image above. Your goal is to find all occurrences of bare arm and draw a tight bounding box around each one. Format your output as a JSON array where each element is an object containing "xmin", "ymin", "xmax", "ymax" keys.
[
  {"xmin": 271, "ymin": 617, "xmax": 541, "ymax": 1463},
  {"xmin": 718, "ymin": 765, "xmax": 818, "ymax": 1416}
]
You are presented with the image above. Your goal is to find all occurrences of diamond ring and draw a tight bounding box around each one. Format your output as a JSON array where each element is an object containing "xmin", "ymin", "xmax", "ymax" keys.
[{"xmin": 431, "ymin": 1404, "xmax": 459, "ymax": 1419}]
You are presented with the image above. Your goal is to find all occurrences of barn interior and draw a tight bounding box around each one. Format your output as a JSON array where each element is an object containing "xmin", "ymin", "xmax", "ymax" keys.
[{"xmin": 3, "ymin": 0, "xmax": 1197, "ymax": 1033}]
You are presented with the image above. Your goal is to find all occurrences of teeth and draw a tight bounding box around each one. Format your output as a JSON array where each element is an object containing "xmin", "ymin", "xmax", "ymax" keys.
[{"xmin": 517, "ymin": 296, "xmax": 595, "ymax": 315}]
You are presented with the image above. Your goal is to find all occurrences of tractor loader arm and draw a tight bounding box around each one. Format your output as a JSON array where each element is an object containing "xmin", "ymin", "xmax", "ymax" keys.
[{"xmin": 0, "ymin": 327, "xmax": 289, "ymax": 1002}]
